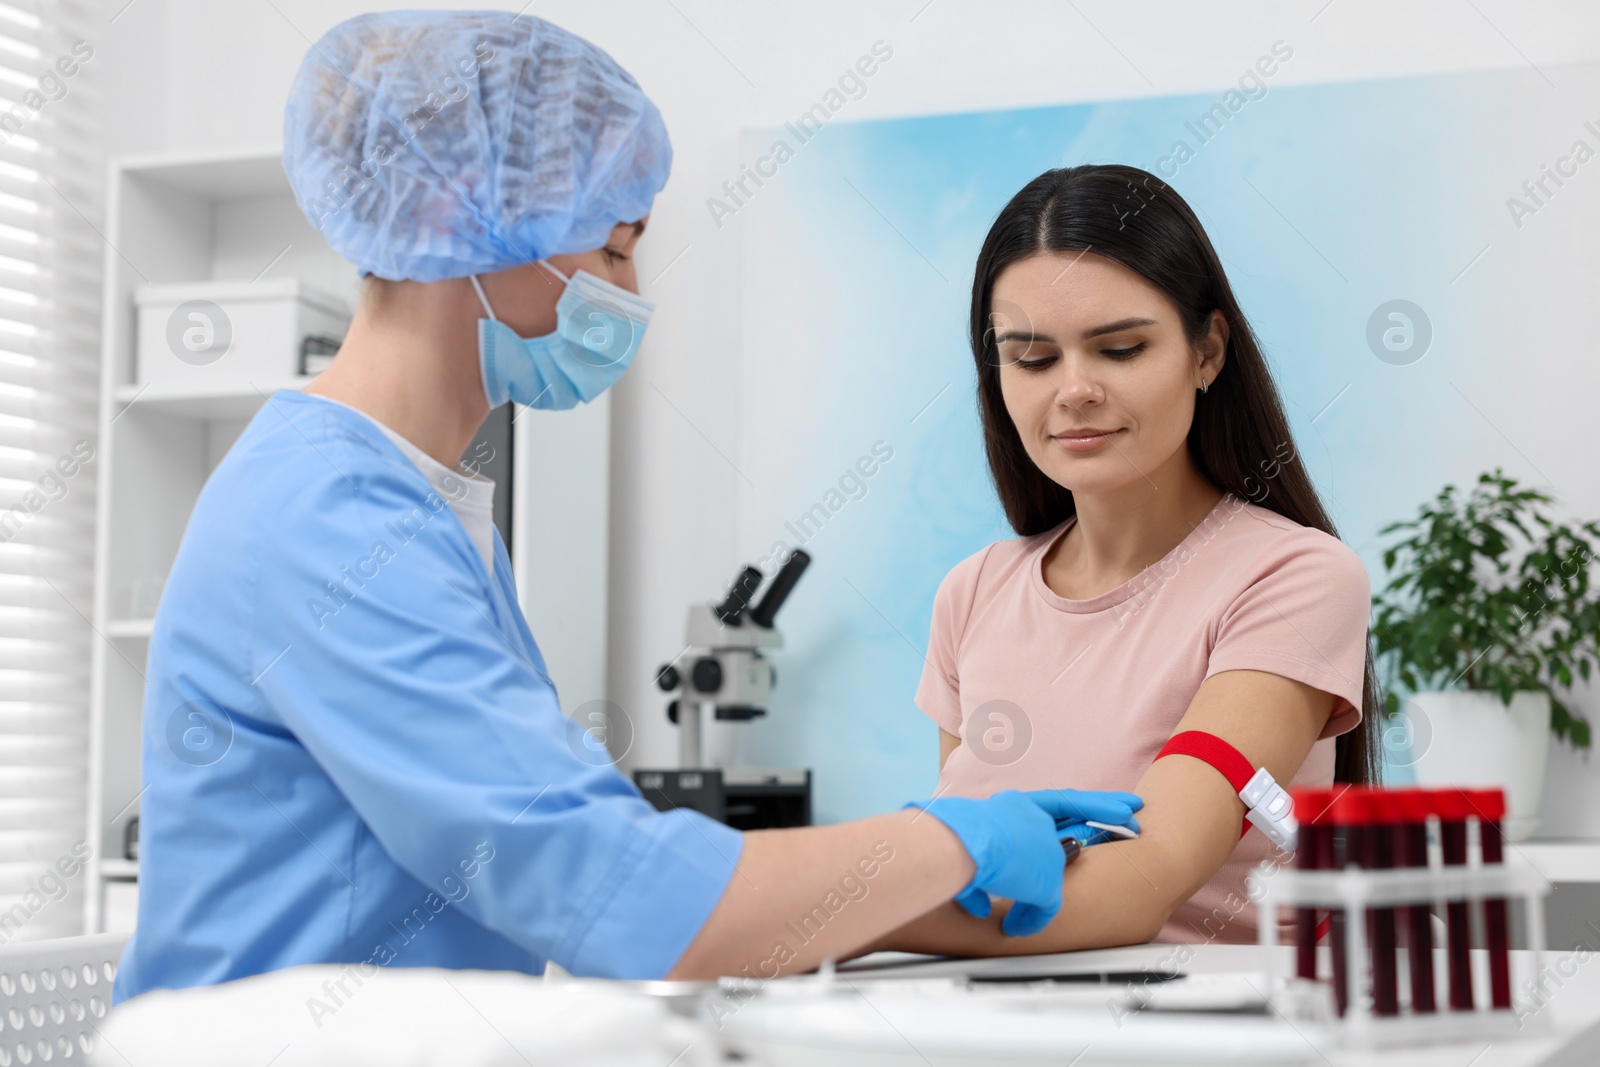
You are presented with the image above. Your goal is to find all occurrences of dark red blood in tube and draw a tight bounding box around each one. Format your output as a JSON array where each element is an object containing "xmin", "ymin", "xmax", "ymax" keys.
[
  {"xmin": 1436, "ymin": 788, "xmax": 1475, "ymax": 1011},
  {"xmin": 1470, "ymin": 788, "xmax": 1511, "ymax": 1010},
  {"xmin": 1364, "ymin": 789, "xmax": 1401, "ymax": 1016},
  {"xmin": 1291, "ymin": 787, "xmax": 1334, "ymax": 982},
  {"xmin": 1328, "ymin": 787, "xmax": 1371, "ymax": 1018},
  {"xmin": 1393, "ymin": 788, "xmax": 1435, "ymax": 1014}
]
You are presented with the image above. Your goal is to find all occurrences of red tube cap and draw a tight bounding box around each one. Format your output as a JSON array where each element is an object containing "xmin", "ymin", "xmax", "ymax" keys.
[
  {"xmin": 1362, "ymin": 787, "xmax": 1413, "ymax": 825},
  {"xmin": 1328, "ymin": 785, "xmax": 1375, "ymax": 825},
  {"xmin": 1429, "ymin": 787, "xmax": 1475, "ymax": 822},
  {"xmin": 1466, "ymin": 788, "xmax": 1506, "ymax": 824},
  {"xmin": 1386, "ymin": 787, "xmax": 1432, "ymax": 825},
  {"xmin": 1290, "ymin": 786, "xmax": 1336, "ymax": 824}
]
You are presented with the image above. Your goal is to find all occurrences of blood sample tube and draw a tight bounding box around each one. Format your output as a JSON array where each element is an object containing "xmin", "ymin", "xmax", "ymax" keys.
[
  {"xmin": 1364, "ymin": 788, "xmax": 1401, "ymax": 1016},
  {"xmin": 1470, "ymin": 788, "xmax": 1512, "ymax": 1010},
  {"xmin": 1327, "ymin": 786, "xmax": 1371, "ymax": 1017},
  {"xmin": 1291, "ymin": 787, "xmax": 1334, "ymax": 982},
  {"xmin": 1392, "ymin": 787, "xmax": 1435, "ymax": 1014},
  {"xmin": 1435, "ymin": 787, "xmax": 1475, "ymax": 1011}
]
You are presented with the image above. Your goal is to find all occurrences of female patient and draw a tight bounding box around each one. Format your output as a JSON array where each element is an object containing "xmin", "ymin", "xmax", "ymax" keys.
[{"xmin": 875, "ymin": 164, "xmax": 1380, "ymax": 955}]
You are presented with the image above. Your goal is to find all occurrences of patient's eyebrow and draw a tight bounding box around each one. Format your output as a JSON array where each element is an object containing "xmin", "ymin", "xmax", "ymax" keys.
[
  {"xmin": 1083, "ymin": 316, "xmax": 1157, "ymax": 339},
  {"xmin": 991, "ymin": 328, "xmax": 1052, "ymax": 345},
  {"xmin": 992, "ymin": 316, "xmax": 1158, "ymax": 344}
]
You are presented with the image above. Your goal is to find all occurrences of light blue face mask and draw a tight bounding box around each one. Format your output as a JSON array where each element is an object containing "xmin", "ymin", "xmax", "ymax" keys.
[{"xmin": 469, "ymin": 260, "xmax": 655, "ymax": 409}]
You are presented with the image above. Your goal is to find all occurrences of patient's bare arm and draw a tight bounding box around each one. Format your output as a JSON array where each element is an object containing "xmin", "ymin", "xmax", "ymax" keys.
[{"xmin": 870, "ymin": 668, "xmax": 1334, "ymax": 956}]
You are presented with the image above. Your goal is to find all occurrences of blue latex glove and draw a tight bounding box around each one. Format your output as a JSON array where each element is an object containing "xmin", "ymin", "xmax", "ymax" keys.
[
  {"xmin": 906, "ymin": 788, "xmax": 1143, "ymax": 937},
  {"xmin": 953, "ymin": 802, "xmax": 1143, "ymax": 917},
  {"xmin": 940, "ymin": 790, "xmax": 1145, "ymax": 927}
]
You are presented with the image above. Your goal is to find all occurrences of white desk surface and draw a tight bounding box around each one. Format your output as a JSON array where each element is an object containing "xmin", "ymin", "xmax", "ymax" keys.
[
  {"xmin": 827, "ymin": 943, "xmax": 1599, "ymax": 1066},
  {"xmin": 1518, "ymin": 840, "xmax": 1600, "ymax": 883}
]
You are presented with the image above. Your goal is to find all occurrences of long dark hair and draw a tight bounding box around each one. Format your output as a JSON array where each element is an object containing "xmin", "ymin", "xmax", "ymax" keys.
[{"xmin": 968, "ymin": 164, "xmax": 1380, "ymax": 785}]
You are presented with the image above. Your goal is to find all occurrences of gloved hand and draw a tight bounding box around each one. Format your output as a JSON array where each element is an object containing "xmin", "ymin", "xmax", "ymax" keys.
[
  {"xmin": 905, "ymin": 788, "xmax": 1143, "ymax": 937},
  {"xmin": 947, "ymin": 788, "xmax": 1143, "ymax": 925}
]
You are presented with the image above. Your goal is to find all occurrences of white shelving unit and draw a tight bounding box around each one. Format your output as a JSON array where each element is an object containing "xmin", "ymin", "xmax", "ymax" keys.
[{"xmin": 84, "ymin": 146, "xmax": 614, "ymax": 934}]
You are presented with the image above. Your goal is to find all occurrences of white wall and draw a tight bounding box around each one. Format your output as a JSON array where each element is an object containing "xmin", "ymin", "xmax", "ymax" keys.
[{"xmin": 98, "ymin": 0, "xmax": 1600, "ymax": 783}]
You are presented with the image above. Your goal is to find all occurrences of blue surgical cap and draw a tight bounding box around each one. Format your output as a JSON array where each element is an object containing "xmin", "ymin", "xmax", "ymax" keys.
[{"xmin": 282, "ymin": 10, "xmax": 671, "ymax": 283}]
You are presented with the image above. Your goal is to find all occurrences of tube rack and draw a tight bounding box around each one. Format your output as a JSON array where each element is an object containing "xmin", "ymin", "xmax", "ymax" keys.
[{"xmin": 1249, "ymin": 851, "xmax": 1551, "ymax": 1049}]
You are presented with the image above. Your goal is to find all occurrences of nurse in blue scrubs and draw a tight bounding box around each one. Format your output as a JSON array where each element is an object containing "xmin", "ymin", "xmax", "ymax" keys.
[{"xmin": 112, "ymin": 10, "xmax": 1142, "ymax": 1001}]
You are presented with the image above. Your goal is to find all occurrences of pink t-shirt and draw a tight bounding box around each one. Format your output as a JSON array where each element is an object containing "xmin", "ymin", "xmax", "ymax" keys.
[{"xmin": 915, "ymin": 491, "xmax": 1371, "ymax": 944}]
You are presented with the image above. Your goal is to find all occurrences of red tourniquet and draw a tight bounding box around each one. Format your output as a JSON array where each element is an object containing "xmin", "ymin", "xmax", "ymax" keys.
[
  {"xmin": 1157, "ymin": 731, "xmax": 1329, "ymax": 941},
  {"xmin": 1155, "ymin": 730, "xmax": 1255, "ymax": 840}
]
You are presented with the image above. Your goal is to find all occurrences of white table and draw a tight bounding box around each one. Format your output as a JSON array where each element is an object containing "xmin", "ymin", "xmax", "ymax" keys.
[
  {"xmin": 780, "ymin": 943, "xmax": 1600, "ymax": 1066},
  {"xmin": 1518, "ymin": 840, "xmax": 1600, "ymax": 884}
]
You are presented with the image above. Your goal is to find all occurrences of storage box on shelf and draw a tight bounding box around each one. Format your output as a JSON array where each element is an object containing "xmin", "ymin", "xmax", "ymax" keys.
[{"xmin": 133, "ymin": 277, "xmax": 350, "ymax": 391}]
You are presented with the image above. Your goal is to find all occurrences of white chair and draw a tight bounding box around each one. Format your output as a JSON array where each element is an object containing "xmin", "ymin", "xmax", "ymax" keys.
[{"xmin": 0, "ymin": 933, "xmax": 128, "ymax": 1064}]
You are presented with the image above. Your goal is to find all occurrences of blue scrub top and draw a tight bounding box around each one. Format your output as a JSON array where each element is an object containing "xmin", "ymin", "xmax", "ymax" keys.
[{"xmin": 113, "ymin": 391, "xmax": 742, "ymax": 1002}]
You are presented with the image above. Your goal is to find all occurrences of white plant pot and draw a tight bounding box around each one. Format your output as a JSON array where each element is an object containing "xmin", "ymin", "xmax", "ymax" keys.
[{"xmin": 1399, "ymin": 690, "xmax": 1552, "ymax": 840}]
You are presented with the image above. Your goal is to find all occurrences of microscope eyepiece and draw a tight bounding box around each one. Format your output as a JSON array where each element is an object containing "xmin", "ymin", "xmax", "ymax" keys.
[
  {"xmin": 714, "ymin": 566, "xmax": 765, "ymax": 625},
  {"xmin": 750, "ymin": 549, "xmax": 811, "ymax": 628}
]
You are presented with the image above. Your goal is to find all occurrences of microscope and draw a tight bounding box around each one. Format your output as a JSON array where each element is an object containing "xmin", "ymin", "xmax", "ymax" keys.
[{"xmin": 633, "ymin": 550, "xmax": 813, "ymax": 830}]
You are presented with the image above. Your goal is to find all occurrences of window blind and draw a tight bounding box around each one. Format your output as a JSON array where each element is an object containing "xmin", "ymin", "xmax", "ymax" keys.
[{"xmin": 0, "ymin": 0, "xmax": 101, "ymax": 945}]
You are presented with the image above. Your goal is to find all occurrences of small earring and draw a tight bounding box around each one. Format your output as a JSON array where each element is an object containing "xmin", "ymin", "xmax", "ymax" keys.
[{"xmin": 1200, "ymin": 377, "xmax": 1209, "ymax": 395}]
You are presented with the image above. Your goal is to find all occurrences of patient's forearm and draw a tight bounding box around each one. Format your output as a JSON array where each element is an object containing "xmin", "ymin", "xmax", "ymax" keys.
[
  {"xmin": 873, "ymin": 757, "xmax": 1244, "ymax": 956},
  {"xmin": 870, "ymin": 837, "xmax": 1184, "ymax": 955},
  {"xmin": 882, "ymin": 669, "xmax": 1335, "ymax": 958}
]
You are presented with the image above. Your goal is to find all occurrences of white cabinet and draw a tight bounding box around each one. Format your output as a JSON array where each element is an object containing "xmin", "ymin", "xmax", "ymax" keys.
[{"xmin": 84, "ymin": 147, "xmax": 611, "ymax": 934}]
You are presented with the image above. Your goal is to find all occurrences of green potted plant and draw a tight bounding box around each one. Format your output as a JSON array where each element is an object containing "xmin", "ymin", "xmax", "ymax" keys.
[{"xmin": 1371, "ymin": 468, "xmax": 1596, "ymax": 840}]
